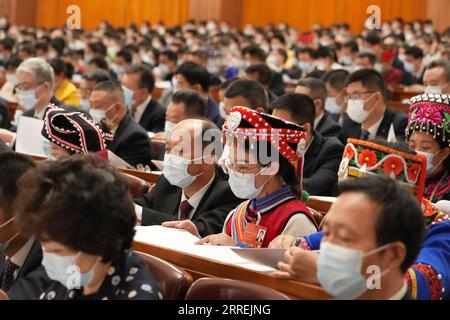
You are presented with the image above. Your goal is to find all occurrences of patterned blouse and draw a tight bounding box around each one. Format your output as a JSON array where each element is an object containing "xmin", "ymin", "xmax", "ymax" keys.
[{"xmin": 39, "ymin": 251, "xmax": 162, "ymax": 300}]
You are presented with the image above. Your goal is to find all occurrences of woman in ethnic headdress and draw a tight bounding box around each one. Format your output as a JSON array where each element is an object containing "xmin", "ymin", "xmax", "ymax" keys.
[
  {"xmin": 406, "ymin": 93, "xmax": 450, "ymax": 203},
  {"xmin": 191, "ymin": 106, "xmax": 321, "ymax": 248}
]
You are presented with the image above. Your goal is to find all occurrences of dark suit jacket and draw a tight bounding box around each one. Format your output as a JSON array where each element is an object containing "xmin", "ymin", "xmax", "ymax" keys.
[
  {"xmin": 206, "ymin": 96, "xmax": 221, "ymax": 124},
  {"xmin": 136, "ymin": 171, "xmax": 243, "ymax": 237},
  {"xmin": 316, "ymin": 112, "xmax": 342, "ymax": 138},
  {"xmin": 303, "ymin": 131, "xmax": 344, "ymax": 196},
  {"xmin": 138, "ymin": 98, "xmax": 166, "ymax": 133},
  {"xmin": 0, "ymin": 240, "xmax": 46, "ymax": 297},
  {"xmin": 0, "ymin": 140, "xmax": 10, "ymax": 154},
  {"xmin": 108, "ymin": 114, "xmax": 153, "ymax": 168},
  {"xmin": 338, "ymin": 107, "xmax": 408, "ymax": 145}
]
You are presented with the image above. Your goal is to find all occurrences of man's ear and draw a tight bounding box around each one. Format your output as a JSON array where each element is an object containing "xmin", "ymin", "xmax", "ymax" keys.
[
  {"xmin": 384, "ymin": 241, "xmax": 406, "ymax": 272},
  {"xmin": 193, "ymin": 84, "xmax": 202, "ymax": 93},
  {"xmin": 314, "ymin": 99, "xmax": 323, "ymax": 113},
  {"xmin": 302, "ymin": 123, "xmax": 313, "ymax": 135}
]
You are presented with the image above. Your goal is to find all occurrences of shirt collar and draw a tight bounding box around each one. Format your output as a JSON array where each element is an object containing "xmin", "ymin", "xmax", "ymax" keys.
[
  {"xmin": 248, "ymin": 184, "xmax": 296, "ymax": 214},
  {"xmin": 365, "ymin": 116, "xmax": 383, "ymax": 139},
  {"xmin": 34, "ymin": 107, "xmax": 47, "ymax": 120},
  {"xmin": 9, "ymin": 238, "xmax": 35, "ymax": 268},
  {"xmin": 181, "ymin": 174, "xmax": 215, "ymax": 213},
  {"xmin": 134, "ymin": 95, "xmax": 152, "ymax": 116},
  {"xmin": 389, "ymin": 282, "xmax": 408, "ymax": 300},
  {"xmin": 314, "ymin": 112, "xmax": 325, "ymax": 129}
]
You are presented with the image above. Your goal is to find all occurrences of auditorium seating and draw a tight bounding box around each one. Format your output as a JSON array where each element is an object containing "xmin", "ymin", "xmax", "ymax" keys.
[{"xmin": 185, "ymin": 278, "xmax": 292, "ymax": 300}]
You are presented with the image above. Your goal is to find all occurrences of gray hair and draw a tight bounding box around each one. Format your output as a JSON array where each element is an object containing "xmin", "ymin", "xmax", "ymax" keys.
[{"xmin": 17, "ymin": 58, "xmax": 55, "ymax": 91}]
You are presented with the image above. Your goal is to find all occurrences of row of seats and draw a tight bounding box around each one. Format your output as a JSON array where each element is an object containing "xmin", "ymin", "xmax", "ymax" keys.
[{"xmin": 135, "ymin": 251, "xmax": 291, "ymax": 300}]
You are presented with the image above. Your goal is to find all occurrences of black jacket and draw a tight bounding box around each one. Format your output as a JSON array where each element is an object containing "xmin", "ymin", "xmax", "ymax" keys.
[
  {"xmin": 0, "ymin": 241, "xmax": 42, "ymax": 294},
  {"xmin": 316, "ymin": 112, "xmax": 342, "ymax": 138},
  {"xmin": 136, "ymin": 171, "xmax": 242, "ymax": 237},
  {"xmin": 303, "ymin": 131, "xmax": 344, "ymax": 196},
  {"xmin": 137, "ymin": 98, "xmax": 166, "ymax": 133},
  {"xmin": 338, "ymin": 107, "xmax": 408, "ymax": 145},
  {"xmin": 108, "ymin": 114, "xmax": 153, "ymax": 168}
]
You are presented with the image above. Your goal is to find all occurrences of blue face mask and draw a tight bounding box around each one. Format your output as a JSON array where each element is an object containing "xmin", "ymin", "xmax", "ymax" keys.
[
  {"xmin": 42, "ymin": 137, "xmax": 51, "ymax": 158},
  {"xmin": 122, "ymin": 86, "xmax": 135, "ymax": 108},
  {"xmin": 42, "ymin": 250, "xmax": 100, "ymax": 290},
  {"xmin": 317, "ymin": 241, "xmax": 391, "ymax": 300}
]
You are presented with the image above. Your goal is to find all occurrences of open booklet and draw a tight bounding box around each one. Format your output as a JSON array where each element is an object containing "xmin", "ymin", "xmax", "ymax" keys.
[{"xmin": 134, "ymin": 226, "xmax": 279, "ymax": 272}]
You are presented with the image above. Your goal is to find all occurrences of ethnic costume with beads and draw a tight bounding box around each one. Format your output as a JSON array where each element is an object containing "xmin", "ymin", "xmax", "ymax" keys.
[
  {"xmin": 305, "ymin": 138, "xmax": 450, "ymax": 299},
  {"xmin": 406, "ymin": 93, "xmax": 450, "ymax": 203},
  {"xmin": 222, "ymin": 107, "xmax": 320, "ymax": 248}
]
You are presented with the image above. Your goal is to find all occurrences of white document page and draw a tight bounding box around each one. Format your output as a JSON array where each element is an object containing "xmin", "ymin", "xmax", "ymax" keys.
[{"xmin": 15, "ymin": 117, "xmax": 46, "ymax": 157}]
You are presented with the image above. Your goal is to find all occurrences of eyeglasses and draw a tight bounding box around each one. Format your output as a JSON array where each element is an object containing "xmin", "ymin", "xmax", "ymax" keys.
[
  {"xmin": 15, "ymin": 81, "xmax": 45, "ymax": 92},
  {"xmin": 344, "ymin": 91, "xmax": 377, "ymax": 102},
  {"xmin": 224, "ymin": 158, "xmax": 264, "ymax": 177}
]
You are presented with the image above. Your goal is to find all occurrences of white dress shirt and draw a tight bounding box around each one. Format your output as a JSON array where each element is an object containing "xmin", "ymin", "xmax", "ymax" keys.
[
  {"xmin": 132, "ymin": 95, "xmax": 152, "ymax": 124},
  {"xmin": 178, "ymin": 174, "xmax": 215, "ymax": 220},
  {"xmin": 314, "ymin": 112, "xmax": 325, "ymax": 130},
  {"xmin": 7, "ymin": 238, "xmax": 34, "ymax": 279},
  {"xmin": 364, "ymin": 116, "xmax": 383, "ymax": 140}
]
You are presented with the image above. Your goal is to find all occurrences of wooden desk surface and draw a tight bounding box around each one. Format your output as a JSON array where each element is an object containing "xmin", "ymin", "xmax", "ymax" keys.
[{"xmin": 133, "ymin": 241, "xmax": 330, "ymax": 300}]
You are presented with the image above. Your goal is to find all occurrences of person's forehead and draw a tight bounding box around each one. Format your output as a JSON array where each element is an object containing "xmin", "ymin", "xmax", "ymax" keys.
[
  {"xmin": 346, "ymin": 81, "xmax": 365, "ymax": 92},
  {"xmin": 16, "ymin": 69, "xmax": 35, "ymax": 81},
  {"xmin": 295, "ymin": 85, "xmax": 311, "ymax": 96},
  {"xmin": 424, "ymin": 67, "xmax": 446, "ymax": 82},
  {"xmin": 327, "ymin": 192, "xmax": 379, "ymax": 230}
]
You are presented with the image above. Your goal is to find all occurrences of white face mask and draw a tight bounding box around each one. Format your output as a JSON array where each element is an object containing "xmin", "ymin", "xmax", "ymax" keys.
[
  {"xmin": 14, "ymin": 109, "xmax": 23, "ymax": 126},
  {"xmin": 17, "ymin": 89, "xmax": 39, "ymax": 111},
  {"xmin": 219, "ymin": 102, "xmax": 227, "ymax": 119},
  {"xmin": 403, "ymin": 61, "xmax": 416, "ymax": 74},
  {"xmin": 416, "ymin": 150, "xmax": 443, "ymax": 176},
  {"xmin": 317, "ymin": 241, "xmax": 391, "ymax": 300},
  {"xmin": 6, "ymin": 73, "xmax": 17, "ymax": 85},
  {"xmin": 80, "ymin": 99, "xmax": 90, "ymax": 112},
  {"xmin": 122, "ymin": 86, "xmax": 134, "ymax": 107},
  {"xmin": 346, "ymin": 94, "xmax": 375, "ymax": 124},
  {"xmin": 42, "ymin": 250, "xmax": 99, "ymax": 290},
  {"xmin": 164, "ymin": 121, "xmax": 176, "ymax": 135},
  {"xmin": 89, "ymin": 104, "xmax": 115, "ymax": 125},
  {"xmin": 162, "ymin": 154, "xmax": 203, "ymax": 188},
  {"xmin": 227, "ymin": 166, "xmax": 272, "ymax": 199},
  {"xmin": 0, "ymin": 217, "xmax": 19, "ymax": 249},
  {"xmin": 325, "ymin": 97, "xmax": 342, "ymax": 114}
]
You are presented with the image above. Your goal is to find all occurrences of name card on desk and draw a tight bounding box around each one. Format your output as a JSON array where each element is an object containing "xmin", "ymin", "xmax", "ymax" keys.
[{"xmin": 231, "ymin": 248, "xmax": 286, "ymax": 269}]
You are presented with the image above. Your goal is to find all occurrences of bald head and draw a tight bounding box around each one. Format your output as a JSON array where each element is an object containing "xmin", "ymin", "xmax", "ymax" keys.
[{"xmin": 167, "ymin": 119, "xmax": 221, "ymax": 161}]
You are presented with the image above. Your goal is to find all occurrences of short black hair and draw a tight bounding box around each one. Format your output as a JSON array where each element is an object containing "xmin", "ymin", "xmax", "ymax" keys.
[
  {"xmin": 242, "ymin": 45, "xmax": 267, "ymax": 62},
  {"xmin": 426, "ymin": 60, "xmax": 450, "ymax": 82},
  {"xmin": 345, "ymin": 68, "xmax": 387, "ymax": 102},
  {"xmin": 321, "ymin": 69, "xmax": 349, "ymax": 91},
  {"xmin": 117, "ymin": 49, "xmax": 133, "ymax": 64},
  {"xmin": 365, "ymin": 31, "xmax": 382, "ymax": 46},
  {"xmin": 342, "ymin": 40, "xmax": 359, "ymax": 53},
  {"xmin": 224, "ymin": 79, "xmax": 268, "ymax": 111},
  {"xmin": 175, "ymin": 61, "xmax": 211, "ymax": 92},
  {"xmin": 125, "ymin": 64, "xmax": 155, "ymax": 92},
  {"xmin": 160, "ymin": 50, "xmax": 177, "ymax": 62},
  {"xmin": 0, "ymin": 153, "xmax": 35, "ymax": 216},
  {"xmin": 83, "ymin": 69, "xmax": 112, "ymax": 83},
  {"xmin": 0, "ymin": 37, "xmax": 15, "ymax": 51},
  {"xmin": 88, "ymin": 57, "xmax": 109, "ymax": 71},
  {"xmin": 337, "ymin": 175, "xmax": 425, "ymax": 273},
  {"xmin": 271, "ymin": 93, "xmax": 316, "ymax": 126},
  {"xmin": 219, "ymin": 77, "xmax": 239, "ymax": 91},
  {"xmin": 358, "ymin": 52, "xmax": 377, "ymax": 65},
  {"xmin": 405, "ymin": 46, "xmax": 424, "ymax": 60},
  {"xmin": 171, "ymin": 89, "xmax": 206, "ymax": 118},
  {"xmin": 49, "ymin": 58, "xmax": 68, "ymax": 77},
  {"xmin": 297, "ymin": 78, "xmax": 328, "ymax": 106},
  {"xmin": 14, "ymin": 156, "xmax": 136, "ymax": 263},
  {"xmin": 305, "ymin": 69, "xmax": 326, "ymax": 79},
  {"xmin": 245, "ymin": 63, "xmax": 272, "ymax": 86}
]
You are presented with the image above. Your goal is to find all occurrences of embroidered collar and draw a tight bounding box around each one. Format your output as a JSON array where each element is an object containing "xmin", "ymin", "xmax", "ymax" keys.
[{"xmin": 248, "ymin": 185, "xmax": 296, "ymax": 215}]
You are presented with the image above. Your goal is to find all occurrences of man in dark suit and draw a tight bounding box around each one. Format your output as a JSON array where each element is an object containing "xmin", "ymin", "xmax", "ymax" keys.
[
  {"xmin": 339, "ymin": 69, "xmax": 408, "ymax": 145},
  {"xmin": 0, "ymin": 153, "xmax": 44, "ymax": 295},
  {"xmin": 135, "ymin": 119, "xmax": 242, "ymax": 237},
  {"xmin": 295, "ymin": 78, "xmax": 342, "ymax": 138},
  {"xmin": 122, "ymin": 64, "xmax": 166, "ymax": 133},
  {"xmin": 90, "ymin": 81, "xmax": 153, "ymax": 168},
  {"xmin": 272, "ymin": 93, "xmax": 344, "ymax": 196}
]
